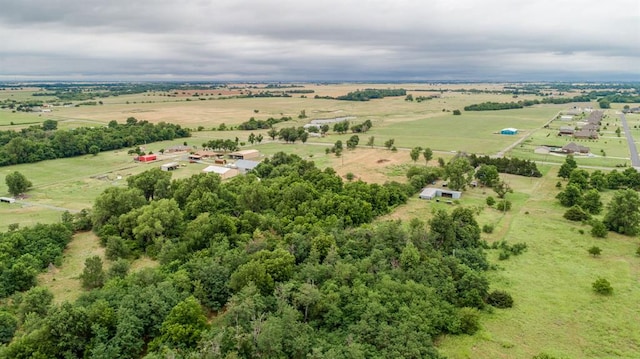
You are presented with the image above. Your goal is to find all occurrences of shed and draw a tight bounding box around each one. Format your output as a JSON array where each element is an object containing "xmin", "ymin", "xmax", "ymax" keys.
[
  {"xmin": 202, "ymin": 165, "xmax": 238, "ymax": 180},
  {"xmin": 136, "ymin": 154, "xmax": 157, "ymax": 162},
  {"xmin": 161, "ymin": 162, "xmax": 180, "ymax": 171},
  {"xmin": 500, "ymin": 128, "xmax": 518, "ymax": 135},
  {"xmin": 234, "ymin": 159, "xmax": 260, "ymax": 173},
  {"xmin": 560, "ymin": 115, "xmax": 573, "ymax": 121},
  {"xmin": 228, "ymin": 149, "xmax": 260, "ymax": 160},
  {"xmin": 418, "ymin": 187, "xmax": 462, "ymax": 200},
  {"xmin": 0, "ymin": 197, "xmax": 16, "ymax": 204}
]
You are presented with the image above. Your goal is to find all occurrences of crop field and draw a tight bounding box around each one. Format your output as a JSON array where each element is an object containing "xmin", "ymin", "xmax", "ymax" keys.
[{"xmin": 1, "ymin": 83, "xmax": 639, "ymax": 358}]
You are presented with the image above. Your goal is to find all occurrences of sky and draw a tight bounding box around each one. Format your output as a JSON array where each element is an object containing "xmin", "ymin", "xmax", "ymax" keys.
[{"xmin": 0, "ymin": 0, "xmax": 638, "ymax": 82}]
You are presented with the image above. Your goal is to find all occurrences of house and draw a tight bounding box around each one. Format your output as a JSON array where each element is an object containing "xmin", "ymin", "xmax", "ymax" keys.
[
  {"xmin": 418, "ymin": 187, "xmax": 462, "ymax": 200},
  {"xmin": 161, "ymin": 162, "xmax": 180, "ymax": 171},
  {"xmin": 234, "ymin": 159, "xmax": 260, "ymax": 173},
  {"xmin": 202, "ymin": 165, "xmax": 238, "ymax": 180},
  {"xmin": 0, "ymin": 197, "xmax": 16, "ymax": 204},
  {"xmin": 562, "ymin": 142, "xmax": 590, "ymax": 154},
  {"xmin": 228, "ymin": 149, "xmax": 260, "ymax": 160},
  {"xmin": 500, "ymin": 128, "xmax": 518, "ymax": 135},
  {"xmin": 135, "ymin": 154, "xmax": 157, "ymax": 162},
  {"xmin": 559, "ymin": 126, "xmax": 575, "ymax": 135}
]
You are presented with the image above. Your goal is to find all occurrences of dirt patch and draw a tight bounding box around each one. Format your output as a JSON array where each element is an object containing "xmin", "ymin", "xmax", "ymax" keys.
[{"xmin": 329, "ymin": 148, "xmax": 412, "ymax": 184}]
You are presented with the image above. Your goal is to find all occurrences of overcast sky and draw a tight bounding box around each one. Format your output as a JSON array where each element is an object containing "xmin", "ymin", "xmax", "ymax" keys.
[{"xmin": 0, "ymin": 0, "xmax": 638, "ymax": 81}]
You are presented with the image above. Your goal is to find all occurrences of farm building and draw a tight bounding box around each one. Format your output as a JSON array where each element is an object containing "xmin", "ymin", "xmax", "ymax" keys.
[
  {"xmin": 560, "ymin": 115, "xmax": 574, "ymax": 121},
  {"xmin": 161, "ymin": 162, "xmax": 180, "ymax": 171},
  {"xmin": 202, "ymin": 165, "xmax": 238, "ymax": 180},
  {"xmin": 562, "ymin": 142, "xmax": 590, "ymax": 154},
  {"xmin": 165, "ymin": 145, "xmax": 192, "ymax": 153},
  {"xmin": 135, "ymin": 154, "xmax": 157, "ymax": 162},
  {"xmin": 228, "ymin": 149, "xmax": 260, "ymax": 160},
  {"xmin": 193, "ymin": 150, "xmax": 222, "ymax": 158},
  {"xmin": 559, "ymin": 126, "xmax": 575, "ymax": 135},
  {"xmin": 500, "ymin": 128, "xmax": 518, "ymax": 135},
  {"xmin": 234, "ymin": 159, "xmax": 260, "ymax": 173},
  {"xmin": 0, "ymin": 197, "xmax": 16, "ymax": 204},
  {"xmin": 418, "ymin": 187, "xmax": 462, "ymax": 200}
]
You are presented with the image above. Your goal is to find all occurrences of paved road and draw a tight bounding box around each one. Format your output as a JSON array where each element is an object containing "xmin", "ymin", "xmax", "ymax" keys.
[{"xmin": 619, "ymin": 112, "xmax": 640, "ymax": 169}]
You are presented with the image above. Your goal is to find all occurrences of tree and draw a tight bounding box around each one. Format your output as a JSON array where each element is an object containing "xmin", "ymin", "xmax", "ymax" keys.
[
  {"xmin": 588, "ymin": 246, "xmax": 602, "ymax": 257},
  {"xmin": 603, "ymin": 189, "xmax": 640, "ymax": 235},
  {"xmin": 366, "ymin": 136, "xmax": 375, "ymax": 148},
  {"xmin": 149, "ymin": 296, "xmax": 208, "ymax": 351},
  {"xmin": 410, "ymin": 147, "xmax": 422, "ymax": 162},
  {"xmin": 582, "ymin": 189, "xmax": 603, "ymax": 214},
  {"xmin": 475, "ymin": 164, "xmax": 500, "ymax": 187},
  {"xmin": 453, "ymin": 109, "xmax": 462, "ymax": 115},
  {"xmin": 346, "ymin": 135, "xmax": 359, "ymax": 150},
  {"xmin": 256, "ymin": 134, "xmax": 264, "ymax": 144},
  {"xmin": 80, "ymin": 255, "xmax": 105, "ymax": 290},
  {"xmin": 298, "ymin": 109, "xmax": 307, "ymax": 119},
  {"xmin": 558, "ymin": 155, "xmax": 577, "ymax": 179},
  {"xmin": 88, "ymin": 145, "xmax": 100, "ymax": 156},
  {"xmin": 0, "ymin": 311, "xmax": 18, "ymax": 344},
  {"xmin": 598, "ymin": 99, "xmax": 611, "ymax": 109},
  {"xmin": 444, "ymin": 156, "xmax": 474, "ymax": 191},
  {"xmin": 384, "ymin": 138, "xmax": 395, "ymax": 150},
  {"xmin": 5, "ymin": 171, "xmax": 32, "ymax": 196},
  {"xmin": 248, "ymin": 133, "xmax": 256, "ymax": 144},
  {"xmin": 268, "ymin": 128, "xmax": 278, "ymax": 140},
  {"xmin": 126, "ymin": 168, "xmax": 172, "ymax": 201},
  {"xmin": 423, "ymin": 148, "xmax": 433, "ymax": 164},
  {"xmin": 592, "ymin": 278, "xmax": 613, "ymax": 295},
  {"xmin": 42, "ymin": 119, "xmax": 58, "ymax": 131},
  {"xmin": 556, "ymin": 184, "xmax": 583, "ymax": 207}
]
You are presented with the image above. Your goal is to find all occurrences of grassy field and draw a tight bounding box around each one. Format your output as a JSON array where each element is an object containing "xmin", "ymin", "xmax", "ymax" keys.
[{"xmin": 436, "ymin": 168, "xmax": 640, "ymax": 359}]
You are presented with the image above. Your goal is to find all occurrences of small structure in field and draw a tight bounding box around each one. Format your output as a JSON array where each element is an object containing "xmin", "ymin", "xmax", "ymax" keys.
[
  {"xmin": 203, "ymin": 165, "xmax": 238, "ymax": 180},
  {"xmin": 500, "ymin": 128, "xmax": 518, "ymax": 135},
  {"xmin": 418, "ymin": 187, "xmax": 462, "ymax": 200},
  {"xmin": 161, "ymin": 162, "xmax": 180, "ymax": 171},
  {"xmin": 0, "ymin": 197, "xmax": 16, "ymax": 204},
  {"xmin": 135, "ymin": 154, "xmax": 157, "ymax": 162},
  {"xmin": 228, "ymin": 149, "xmax": 260, "ymax": 160},
  {"xmin": 562, "ymin": 142, "xmax": 590, "ymax": 154}
]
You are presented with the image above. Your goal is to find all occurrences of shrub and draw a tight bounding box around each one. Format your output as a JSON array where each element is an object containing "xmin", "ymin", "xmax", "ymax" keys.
[
  {"xmin": 588, "ymin": 246, "xmax": 602, "ymax": 257},
  {"xmin": 496, "ymin": 200, "xmax": 511, "ymax": 212},
  {"xmin": 482, "ymin": 224, "xmax": 494, "ymax": 234},
  {"xmin": 592, "ymin": 278, "xmax": 613, "ymax": 295},
  {"xmin": 486, "ymin": 196, "xmax": 496, "ymax": 206},
  {"xmin": 456, "ymin": 307, "xmax": 481, "ymax": 334},
  {"xmin": 563, "ymin": 205, "xmax": 590, "ymax": 221},
  {"xmin": 590, "ymin": 220, "xmax": 608, "ymax": 238},
  {"xmin": 486, "ymin": 290, "xmax": 514, "ymax": 308}
]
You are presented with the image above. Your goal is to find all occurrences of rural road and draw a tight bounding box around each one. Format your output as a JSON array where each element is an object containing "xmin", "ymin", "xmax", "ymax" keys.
[
  {"xmin": 619, "ymin": 112, "xmax": 640, "ymax": 169},
  {"xmin": 15, "ymin": 200, "xmax": 79, "ymax": 213}
]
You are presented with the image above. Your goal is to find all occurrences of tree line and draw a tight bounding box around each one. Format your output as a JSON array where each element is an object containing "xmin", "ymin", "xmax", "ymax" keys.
[
  {"xmin": 315, "ymin": 88, "xmax": 406, "ymax": 101},
  {"xmin": 0, "ymin": 152, "xmax": 512, "ymax": 358},
  {"xmin": 468, "ymin": 154, "xmax": 542, "ymax": 177},
  {"xmin": 0, "ymin": 117, "xmax": 190, "ymax": 166}
]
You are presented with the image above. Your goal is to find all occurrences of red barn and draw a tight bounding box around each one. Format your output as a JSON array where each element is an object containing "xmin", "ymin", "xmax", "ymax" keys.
[{"xmin": 136, "ymin": 154, "xmax": 157, "ymax": 162}]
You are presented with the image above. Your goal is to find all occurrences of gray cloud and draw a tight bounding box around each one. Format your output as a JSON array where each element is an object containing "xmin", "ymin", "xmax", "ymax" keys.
[{"xmin": 0, "ymin": 0, "xmax": 638, "ymax": 81}]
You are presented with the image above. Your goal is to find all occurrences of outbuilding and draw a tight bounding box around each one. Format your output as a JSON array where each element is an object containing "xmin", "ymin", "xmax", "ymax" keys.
[
  {"xmin": 0, "ymin": 197, "xmax": 16, "ymax": 204},
  {"xmin": 202, "ymin": 165, "xmax": 238, "ymax": 180},
  {"xmin": 136, "ymin": 154, "xmax": 157, "ymax": 162},
  {"xmin": 418, "ymin": 187, "xmax": 462, "ymax": 200},
  {"xmin": 161, "ymin": 162, "xmax": 180, "ymax": 171},
  {"xmin": 500, "ymin": 128, "xmax": 518, "ymax": 135},
  {"xmin": 228, "ymin": 149, "xmax": 260, "ymax": 160},
  {"xmin": 234, "ymin": 159, "xmax": 260, "ymax": 173}
]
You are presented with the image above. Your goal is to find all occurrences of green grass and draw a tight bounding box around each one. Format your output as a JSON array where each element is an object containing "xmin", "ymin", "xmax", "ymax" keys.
[{"xmin": 437, "ymin": 169, "xmax": 640, "ymax": 359}]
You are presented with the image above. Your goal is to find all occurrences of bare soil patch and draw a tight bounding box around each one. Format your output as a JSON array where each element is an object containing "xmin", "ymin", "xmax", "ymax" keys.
[{"xmin": 329, "ymin": 148, "xmax": 412, "ymax": 184}]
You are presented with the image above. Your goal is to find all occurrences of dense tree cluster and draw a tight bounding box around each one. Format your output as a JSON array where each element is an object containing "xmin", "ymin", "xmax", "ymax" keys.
[
  {"xmin": 468, "ymin": 154, "xmax": 542, "ymax": 177},
  {"xmin": 316, "ymin": 88, "xmax": 407, "ymax": 101},
  {"xmin": 0, "ymin": 118, "xmax": 190, "ymax": 166},
  {"xmin": 0, "ymin": 153, "xmax": 504, "ymax": 358},
  {"xmin": 0, "ymin": 223, "xmax": 73, "ymax": 297},
  {"xmin": 236, "ymin": 116, "xmax": 293, "ymax": 130}
]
